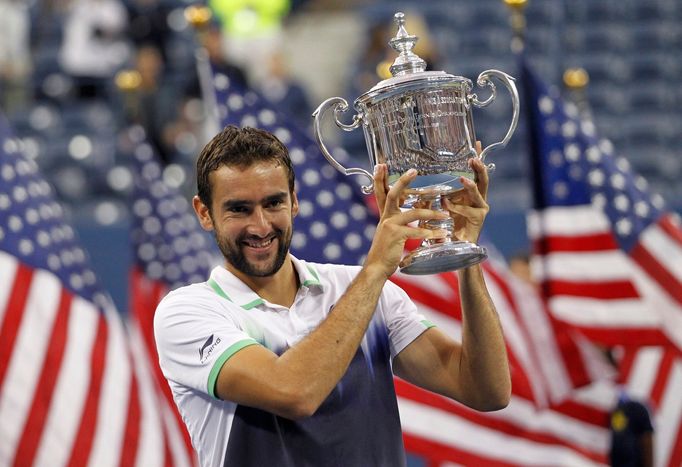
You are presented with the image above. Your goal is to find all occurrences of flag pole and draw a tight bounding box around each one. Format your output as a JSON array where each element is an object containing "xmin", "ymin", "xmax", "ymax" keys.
[
  {"xmin": 113, "ymin": 69, "xmax": 142, "ymax": 123},
  {"xmin": 563, "ymin": 67, "xmax": 592, "ymax": 120},
  {"xmin": 502, "ymin": 0, "xmax": 552, "ymax": 293},
  {"xmin": 504, "ymin": 0, "xmax": 528, "ymax": 53},
  {"xmin": 185, "ymin": 5, "xmax": 221, "ymax": 142}
]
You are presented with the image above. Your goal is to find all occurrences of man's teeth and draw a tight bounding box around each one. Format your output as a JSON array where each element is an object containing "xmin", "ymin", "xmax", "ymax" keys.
[{"xmin": 245, "ymin": 238, "xmax": 273, "ymax": 248}]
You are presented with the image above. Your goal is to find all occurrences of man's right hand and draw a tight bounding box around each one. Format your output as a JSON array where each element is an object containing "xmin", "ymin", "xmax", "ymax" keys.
[{"xmin": 364, "ymin": 165, "xmax": 449, "ymax": 279}]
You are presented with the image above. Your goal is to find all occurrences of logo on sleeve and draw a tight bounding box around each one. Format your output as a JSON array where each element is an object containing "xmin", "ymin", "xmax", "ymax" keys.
[{"xmin": 199, "ymin": 334, "xmax": 221, "ymax": 364}]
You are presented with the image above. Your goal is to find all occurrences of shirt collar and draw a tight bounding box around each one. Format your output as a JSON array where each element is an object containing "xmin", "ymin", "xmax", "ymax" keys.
[{"xmin": 206, "ymin": 255, "xmax": 323, "ymax": 310}]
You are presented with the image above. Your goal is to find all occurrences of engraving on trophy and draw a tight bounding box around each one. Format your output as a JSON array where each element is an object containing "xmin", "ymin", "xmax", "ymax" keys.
[{"xmin": 366, "ymin": 87, "xmax": 472, "ymax": 180}]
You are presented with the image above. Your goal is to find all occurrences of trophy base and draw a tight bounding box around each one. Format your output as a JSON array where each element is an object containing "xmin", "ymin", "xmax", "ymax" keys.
[{"xmin": 399, "ymin": 240, "xmax": 488, "ymax": 275}]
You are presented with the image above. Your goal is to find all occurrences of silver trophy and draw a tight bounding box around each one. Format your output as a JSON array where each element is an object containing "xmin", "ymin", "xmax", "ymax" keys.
[{"xmin": 313, "ymin": 12, "xmax": 519, "ymax": 274}]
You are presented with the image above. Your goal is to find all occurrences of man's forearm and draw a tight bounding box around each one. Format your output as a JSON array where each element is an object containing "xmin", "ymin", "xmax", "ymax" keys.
[
  {"xmin": 457, "ymin": 264, "xmax": 511, "ymax": 410},
  {"xmin": 274, "ymin": 265, "xmax": 388, "ymax": 415}
]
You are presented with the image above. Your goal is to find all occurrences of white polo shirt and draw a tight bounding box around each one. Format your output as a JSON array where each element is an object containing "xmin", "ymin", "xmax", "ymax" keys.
[{"xmin": 154, "ymin": 256, "xmax": 434, "ymax": 467}]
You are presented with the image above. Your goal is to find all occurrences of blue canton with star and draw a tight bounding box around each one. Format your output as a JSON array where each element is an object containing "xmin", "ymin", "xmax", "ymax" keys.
[
  {"xmin": 0, "ymin": 113, "xmax": 107, "ymax": 306},
  {"xmin": 524, "ymin": 61, "xmax": 665, "ymax": 252},
  {"xmin": 122, "ymin": 125, "xmax": 220, "ymax": 290}
]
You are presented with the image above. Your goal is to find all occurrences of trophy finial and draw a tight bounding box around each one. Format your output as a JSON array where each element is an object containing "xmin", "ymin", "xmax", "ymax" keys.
[
  {"xmin": 388, "ymin": 12, "xmax": 427, "ymax": 77},
  {"xmin": 394, "ymin": 12, "xmax": 407, "ymax": 34}
]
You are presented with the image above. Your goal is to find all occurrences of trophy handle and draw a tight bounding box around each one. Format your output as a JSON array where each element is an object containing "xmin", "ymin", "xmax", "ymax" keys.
[
  {"xmin": 312, "ymin": 97, "xmax": 375, "ymax": 194},
  {"xmin": 469, "ymin": 69, "xmax": 520, "ymax": 166}
]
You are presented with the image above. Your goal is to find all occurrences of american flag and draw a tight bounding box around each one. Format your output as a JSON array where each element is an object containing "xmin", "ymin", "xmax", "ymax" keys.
[
  {"xmin": 521, "ymin": 60, "xmax": 682, "ymax": 349},
  {"xmin": 521, "ymin": 60, "xmax": 682, "ymax": 466},
  {"xmin": 188, "ymin": 59, "xmax": 625, "ymax": 465},
  {"xmin": 0, "ymin": 113, "xmax": 192, "ymax": 466},
  {"xmin": 121, "ymin": 124, "xmax": 222, "ymax": 466}
]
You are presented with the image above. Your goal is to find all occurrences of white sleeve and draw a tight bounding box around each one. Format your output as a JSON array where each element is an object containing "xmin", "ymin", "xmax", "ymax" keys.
[
  {"xmin": 379, "ymin": 280, "xmax": 436, "ymax": 359},
  {"xmin": 154, "ymin": 288, "xmax": 260, "ymax": 398}
]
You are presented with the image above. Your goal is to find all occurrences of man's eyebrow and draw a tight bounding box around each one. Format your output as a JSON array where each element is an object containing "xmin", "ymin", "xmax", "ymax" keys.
[
  {"xmin": 221, "ymin": 192, "xmax": 288, "ymax": 210},
  {"xmin": 221, "ymin": 199, "xmax": 252, "ymax": 210},
  {"xmin": 263, "ymin": 192, "xmax": 288, "ymax": 202}
]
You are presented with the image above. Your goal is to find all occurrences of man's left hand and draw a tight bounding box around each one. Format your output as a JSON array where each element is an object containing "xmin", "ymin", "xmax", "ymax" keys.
[{"xmin": 442, "ymin": 142, "xmax": 490, "ymax": 244}]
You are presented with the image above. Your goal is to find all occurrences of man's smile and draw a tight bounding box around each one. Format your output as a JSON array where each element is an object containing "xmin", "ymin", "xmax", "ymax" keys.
[{"xmin": 242, "ymin": 234, "xmax": 278, "ymax": 253}]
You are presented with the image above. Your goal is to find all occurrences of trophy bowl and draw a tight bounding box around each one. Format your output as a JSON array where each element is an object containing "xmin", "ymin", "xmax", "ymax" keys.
[{"xmin": 313, "ymin": 12, "xmax": 520, "ymax": 275}]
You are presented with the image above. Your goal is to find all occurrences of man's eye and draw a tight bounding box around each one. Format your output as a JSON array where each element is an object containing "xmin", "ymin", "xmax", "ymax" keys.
[
  {"xmin": 267, "ymin": 199, "xmax": 284, "ymax": 208},
  {"xmin": 229, "ymin": 206, "xmax": 248, "ymax": 213}
]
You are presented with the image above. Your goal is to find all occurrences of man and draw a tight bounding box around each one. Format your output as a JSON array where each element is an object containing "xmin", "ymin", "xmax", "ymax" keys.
[
  {"xmin": 154, "ymin": 126, "xmax": 510, "ymax": 466},
  {"xmin": 609, "ymin": 391, "xmax": 654, "ymax": 467}
]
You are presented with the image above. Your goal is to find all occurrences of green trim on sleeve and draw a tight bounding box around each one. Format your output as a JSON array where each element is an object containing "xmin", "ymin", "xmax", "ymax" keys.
[
  {"xmin": 421, "ymin": 319, "xmax": 436, "ymax": 329},
  {"xmin": 207, "ymin": 338, "xmax": 260, "ymax": 398}
]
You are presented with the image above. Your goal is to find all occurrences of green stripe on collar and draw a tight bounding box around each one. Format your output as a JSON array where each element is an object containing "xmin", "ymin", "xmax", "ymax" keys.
[
  {"xmin": 207, "ymin": 278, "xmax": 232, "ymax": 301},
  {"xmin": 301, "ymin": 264, "xmax": 322, "ymax": 287},
  {"xmin": 241, "ymin": 298, "xmax": 265, "ymax": 310},
  {"xmin": 208, "ymin": 277, "xmax": 264, "ymax": 310}
]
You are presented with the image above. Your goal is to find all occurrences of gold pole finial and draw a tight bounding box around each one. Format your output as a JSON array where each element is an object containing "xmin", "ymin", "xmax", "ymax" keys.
[
  {"xmin": 184, "ymin": 5, "xmax": 213, "ymax": 29},
  {"xmin": 503, "ymin": 0, "xmax": 528, "ymax": 10},
  {"xmin": 503, "ymin": 0, "xmax": 528, "ymax": 53},
  {"xmin": 563, "ymin": 68, "xmax": 590, "ymax": 90},
  {"xmin": 114, "ymin": 70, "xmax": 142, "ymax": 92}
]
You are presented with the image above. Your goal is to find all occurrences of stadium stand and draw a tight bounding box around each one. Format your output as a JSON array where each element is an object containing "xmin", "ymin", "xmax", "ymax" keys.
[{"xmin": 4, "ymin": 0, "xmax": 681, "ymax": 227}]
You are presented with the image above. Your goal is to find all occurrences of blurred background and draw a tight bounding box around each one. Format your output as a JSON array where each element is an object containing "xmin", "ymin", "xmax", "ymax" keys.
[
  {"xmin": 2, "ymin": 0, "xmax": 681, "ymax": 311},
  {"xmin": 2, "ymin": 1, "xmax": 682, "ymax": 466}
]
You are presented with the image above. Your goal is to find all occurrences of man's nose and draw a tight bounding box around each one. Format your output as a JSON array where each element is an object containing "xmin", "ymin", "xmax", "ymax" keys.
[{"xmin": 247, "ymin": 207, "xmax": 272, "ymax": 235}]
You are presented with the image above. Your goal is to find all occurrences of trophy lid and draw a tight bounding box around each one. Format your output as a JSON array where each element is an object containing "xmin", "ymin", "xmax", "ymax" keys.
[
  {"xmin": 355, "ymin": 12, "xmax": 470, "ymax": 106},
  {"xmin": 388, "ymin": 12, "xmax": 427, "ymax": 76}
]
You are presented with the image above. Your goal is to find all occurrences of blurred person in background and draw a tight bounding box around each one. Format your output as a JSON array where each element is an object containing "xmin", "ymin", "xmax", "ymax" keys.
[
  {"xmin": 125, "ymin": 0, "xmax": 174, "ymax": 65},
  {"xmin": 0, "ymin": 0, "xmax": 32, "ymax": 114},
  {"xmin": 189, "ymin": 22, "xmax": 249, "ymax": 95},
  {"xmin": 154, "ymin": 126, "xmax": 510, "ymax": 466},
  {"xmin": 162, "ymin": 23, "xmax": 249, "ymax": 160},
  {"xmin": 259, "ymin": 50, "xmax": 312, "ymax": 130},
  {"xmin": 606, "ymin": 349, "xmax": 655, "ymax": 467},
  {"xmin": 208, "ymin": 0, "xmax": 290, "ymax": 86},
  {"xmin": 610, "ymin": 391, "xmax": 654, "ymax": 467},
  {"xmin": 127, "ymin": 43, "xmax": 179, "ymax": 163},
  {"xmin": 59, "ymin": 0, "xmax": 131, "ymax": 99}
]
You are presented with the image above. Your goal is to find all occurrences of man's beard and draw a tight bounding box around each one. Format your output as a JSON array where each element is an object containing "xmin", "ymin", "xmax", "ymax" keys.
[{"xmin": 215, "ymin": 228, "xmax": 291, "ymax": 277}]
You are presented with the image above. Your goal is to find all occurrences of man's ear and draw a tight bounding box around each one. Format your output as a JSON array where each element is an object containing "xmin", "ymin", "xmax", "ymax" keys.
[
  {"xmin": 192, "ymin": 195, "xmax": 214, "ymax": 231},
  {"xmin": 291, "ymin": 191, "xmax": 299, "ymax": 217}
]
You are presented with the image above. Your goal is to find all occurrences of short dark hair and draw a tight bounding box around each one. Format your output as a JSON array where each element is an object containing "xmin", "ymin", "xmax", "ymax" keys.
[{"xmin": 196, "ymin": 126, "xmax": 295, "ymax": 209}]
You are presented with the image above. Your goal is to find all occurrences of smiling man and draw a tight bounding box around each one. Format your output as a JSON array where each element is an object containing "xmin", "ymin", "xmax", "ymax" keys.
[{"xmin": 154, "ymin": 125, "xmax": 511, "ymax": 467}]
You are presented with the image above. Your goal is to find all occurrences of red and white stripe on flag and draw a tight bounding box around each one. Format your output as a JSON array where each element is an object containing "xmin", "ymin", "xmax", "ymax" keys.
[
  {"xmin": 619, "ymin": 346, "xmax": 682, "ymax": 467},
  {"xmin": 397, "ymin": 345, "xmax": 682, "ymax": 467},
  {"xmin": 392, "ymin": 258, "xmax": 605, "ymax": 409},
  {"xmin": 528, "ymin": 206, "xmax": 682, "ymax": 349},
  {"xmin": 129, "ymin": 266, "xmax": 198, "ymax": 465},
  {"xmin": 0, "ymin": 252, "xmax": 193, "ymax": 467}
]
